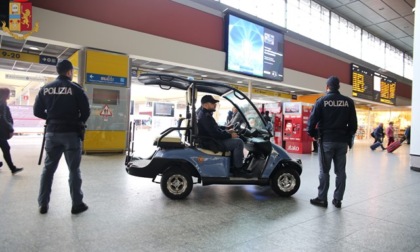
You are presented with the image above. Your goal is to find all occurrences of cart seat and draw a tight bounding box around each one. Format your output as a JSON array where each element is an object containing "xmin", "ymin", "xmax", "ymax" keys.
[
  {"xmin": 154, "ymin": 133, "xmax": 184, "ymax": 148},
  {"xmin": 197, "ymin": 148, "xmax": 231, "ymax": 156}
]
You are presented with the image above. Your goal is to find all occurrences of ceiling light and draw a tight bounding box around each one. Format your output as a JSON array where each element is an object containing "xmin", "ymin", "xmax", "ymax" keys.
[
  {"xmin": 266, "ymin": 86, "xmax": 272, "ymax": 89},
  {"xmin": 201, "ymin": 75, "xmax": 207, "ymax": 78},
  {"xmin": 290, "ymin": 91, "xmax": 295, "ymax": 93},
  {"xmin": 237, "ymin": 81, "xmax": 243, "ymax": 84},
  {"xmin": 156, "ymin": 67, "xmax": 164, "ymax": 70},
  {"xmin": 29, "ymin": 46, "xmax": 39, "ymax": 50}
]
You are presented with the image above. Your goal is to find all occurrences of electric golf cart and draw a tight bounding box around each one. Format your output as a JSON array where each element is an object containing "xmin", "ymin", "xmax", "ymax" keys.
[{"xmin": 125, "ymin": 73, "xmax": 302, "ymax": 200}]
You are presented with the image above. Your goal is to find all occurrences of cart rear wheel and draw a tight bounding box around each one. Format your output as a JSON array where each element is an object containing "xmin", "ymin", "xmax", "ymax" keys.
[{"xmin": 160, "ymin": 168, "xmax": 193, "ymax": 200}]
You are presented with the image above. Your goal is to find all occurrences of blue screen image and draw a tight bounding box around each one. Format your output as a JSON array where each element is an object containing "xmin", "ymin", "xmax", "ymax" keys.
[
  {"xmin": 228, "ymin": 15, "xmax": 264, "ymax": 76},
  {"xmin": 226, "ymin": 14, "xmax": 284, "ymax": 81}
]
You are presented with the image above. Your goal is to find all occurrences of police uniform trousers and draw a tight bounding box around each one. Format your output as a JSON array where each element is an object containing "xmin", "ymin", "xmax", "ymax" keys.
[
  {"xmin": 222, "ymin": 138, "xmax": 244, "ymax": 169},
  {"xmin": 38, "ymin": 132, "xmax": 84, "ymax": 207},
  {"xmin": 317, "ymin": 141, "xmax": 348, "ymax": 201}
]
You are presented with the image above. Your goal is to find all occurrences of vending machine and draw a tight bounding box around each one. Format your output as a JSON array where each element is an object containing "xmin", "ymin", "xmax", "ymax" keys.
[
  {"xmin": 282, "ymin": 102, "xmax": 312, "ymax": 154},
  {"xmin": 260, "ymin": 103, "xmax": 283, "ymax": 146}
]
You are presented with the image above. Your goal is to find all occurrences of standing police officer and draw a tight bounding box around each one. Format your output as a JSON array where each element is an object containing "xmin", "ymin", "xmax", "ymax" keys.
[
  {"xmin": 33, "ymin": 60, "xmax": 91, "ymax": 214},
  {"xmin": 307, "ymin": 76, "xmax": 357, "ymax": 208}
]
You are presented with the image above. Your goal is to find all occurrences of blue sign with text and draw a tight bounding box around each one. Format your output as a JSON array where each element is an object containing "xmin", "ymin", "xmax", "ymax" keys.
[{"xmin": 86, "ymin": 73, "xmax": 127, "ymax": 86}]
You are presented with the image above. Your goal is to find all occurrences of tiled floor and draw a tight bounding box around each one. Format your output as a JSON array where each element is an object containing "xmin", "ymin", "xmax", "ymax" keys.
[{"xmin": 0, "ymin": 135, "xmax": 418, "ymax": 252}]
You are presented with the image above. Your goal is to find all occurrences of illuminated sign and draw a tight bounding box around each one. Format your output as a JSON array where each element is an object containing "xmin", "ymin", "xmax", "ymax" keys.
[{"xmin": 351, "ymin": 63, "xmax": 396, "ymax": 105}]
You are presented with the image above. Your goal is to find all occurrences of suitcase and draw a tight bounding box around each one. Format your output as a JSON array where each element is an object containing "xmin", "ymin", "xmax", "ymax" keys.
[
  {"xmin": 370, "ymin": 142, "xmax": 383, "ymax": 150},
  {"xmin": 387, "ymin": 140, "xmax": 402, "ymax": 153}
]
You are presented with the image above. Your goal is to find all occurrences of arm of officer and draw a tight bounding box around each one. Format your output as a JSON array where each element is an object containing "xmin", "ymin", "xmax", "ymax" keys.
[
  {"xmin": 33, "ymin": 90, "xmax": 47, "ymax": 120},
  {"xmin": 348, "ymin": 100, "xmax": 358, "ymax": 135},
  {"xmin": 307, "ymin": 102, "xmax": 321, "ymax": 137},
  {"xmin": 75, "ymin": 89, "xmax": 91, "ymax": 123}
]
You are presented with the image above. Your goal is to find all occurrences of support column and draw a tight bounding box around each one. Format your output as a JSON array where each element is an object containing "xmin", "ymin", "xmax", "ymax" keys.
[{"xmin": 410, "ymin": 7, "xmax": 420, "ymax": 171}]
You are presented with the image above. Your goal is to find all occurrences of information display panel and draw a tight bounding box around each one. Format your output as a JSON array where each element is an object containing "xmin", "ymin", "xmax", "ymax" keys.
[
  {"xmin": 224, "ymin": 12, "xmax": 284, "ymax": 81},
  {"xmin": 351, "ymin": 63, "xmax": 396, "ymax": 105}
]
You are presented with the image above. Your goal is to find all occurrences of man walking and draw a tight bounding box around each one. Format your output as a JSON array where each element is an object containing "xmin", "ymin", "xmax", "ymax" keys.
[
  {"xmin": 307, "ymin": 76, "xmax": 358, "ymax": 208},
  {"xmin": 33, "ymin": 60, "xmax": 91, "ymax": 214}
]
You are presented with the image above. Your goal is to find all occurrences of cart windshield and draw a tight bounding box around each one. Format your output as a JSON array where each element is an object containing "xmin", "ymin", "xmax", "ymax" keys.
[{"xmin": 223, "ymin": 91, "xmax": 266, "ymax": 130}]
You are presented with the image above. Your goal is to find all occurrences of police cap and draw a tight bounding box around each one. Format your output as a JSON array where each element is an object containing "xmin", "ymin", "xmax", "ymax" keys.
[{"xmin": 201, "ymin": 95, "xmax": 219, "ymax": 104}]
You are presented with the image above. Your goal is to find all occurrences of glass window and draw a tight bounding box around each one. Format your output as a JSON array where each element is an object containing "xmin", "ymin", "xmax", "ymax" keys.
[
  {"xmin": 362, "ymin": 31, "xmax": 385, "ymax": 68},
  {"xmin": 384, "ymin": 44, "xmax": 403, "ymax": 76},
  {"xmin": 404, "ymin": 54, "xmax": 413, "ymax": 80},
  {"xmin": 221, "ymin": 0, "xmax": 285, "ymax": 27}
]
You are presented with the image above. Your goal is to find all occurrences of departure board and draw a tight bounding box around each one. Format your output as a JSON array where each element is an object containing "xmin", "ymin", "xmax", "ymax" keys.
[{"xmin": 351, "ymin": 63, "xmax": 396, "ymax": 105}]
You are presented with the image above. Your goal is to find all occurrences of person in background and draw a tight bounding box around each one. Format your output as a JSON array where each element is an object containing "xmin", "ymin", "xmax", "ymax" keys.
[
  {"xmin": 177, "ymin": 114, "xmax": 185, "ymax": 138},
  {"xmin": 263, "ymin": 111, "xmax": 271, "ymax": 123},
  {"xmin": 226, "ymin": 110, "xmax": 233, "ymax": 125},
  {"xmin": 405, "ymin": 125, "xmax": 411, "ymax": 145},
  {"xmin": 371, "ymin": 123, "xmax": 386, "ymax": 151},
  {"xmin": 33, "ymin": 60, "xmax": 91, "ymax": 215},
  {"xmin": 386, "ymin": 121, "xmax": 395, "ymax": 147},
  {"xmin": 0, "ymin": 88, "xmax": 23, "ymax": 174},
  {"xmin": 307, "ymin": 76, "xmax": 357, "ymax": 209},
  {"xmin": 228, "ymin": 107, "xmax": 245, "ymax": 127}
]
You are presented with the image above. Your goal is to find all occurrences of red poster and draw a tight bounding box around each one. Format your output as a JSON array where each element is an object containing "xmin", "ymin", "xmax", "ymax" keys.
[{"xmin": 20, "ymin": 2, "xmax": 32, "ymax": 31}]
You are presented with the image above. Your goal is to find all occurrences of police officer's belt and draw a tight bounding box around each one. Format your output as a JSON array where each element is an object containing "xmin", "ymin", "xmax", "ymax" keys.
[{"xmin": 48, "ymin": 119, "xmax": 83, "ymax": 125}]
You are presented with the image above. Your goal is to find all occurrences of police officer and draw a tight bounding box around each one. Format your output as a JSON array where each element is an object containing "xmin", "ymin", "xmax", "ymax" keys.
[
  {"xmin": 307, "ymin": 76, "xmax": 357, "ymax": 208},
  {"xmin": 196, "ymin": 95, "xmax": 248, "ymax": 176},
  {"xmin": 33, "ymin": 59, "xmax": 91, "ymax": 214}
]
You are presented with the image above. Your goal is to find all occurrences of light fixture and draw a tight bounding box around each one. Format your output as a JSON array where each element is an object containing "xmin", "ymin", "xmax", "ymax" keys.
[
  {"xmin": 266, "ymin": 86, "xmax": 272, "ymax": 89},
  {"xmin": 237, "ymin": 81, "xmax": 243, "ymax": 84},
  {"xmin": 201, "ymin": 75, "xmax": 207, "ymax": 78},
  {"xmin": 290, "ymin": 91, "xmax": 295, "ymax": 93},
  {"xmin": 29, "ymin": 46, "xmax": 39, "ymax": 50},
  {"xmin": 156, "ymin": 67, "xmax": 164, "ymax": 70}
]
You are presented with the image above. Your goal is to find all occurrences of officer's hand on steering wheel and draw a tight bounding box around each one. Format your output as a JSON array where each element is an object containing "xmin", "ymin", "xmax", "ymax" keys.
[{"xmin": 233, "ymin": 122, "xmax": 241, "ymax": 131}]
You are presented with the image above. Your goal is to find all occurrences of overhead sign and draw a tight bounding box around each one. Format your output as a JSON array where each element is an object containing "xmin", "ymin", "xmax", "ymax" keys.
[
  {"xmin": 0, "ymin": 49, "xmax": 57, "ymax": 65},
  {"xmin": 230, "ymin": 84, "xmax": 292, "ymax": 99},
  {"xmin": 87, "ymin": 73, "xmax": 127, "ymax": 86},
  {"xmin": 5, "ymin": 74, "xmax": 47, "ymax": 81},
  {"xmin": 85, "ymin": 49, "xmax": 129, "ymax": 86},
  {"xmin": 351, "ymin": 63, "xmax": 396, "ymax": 105}
]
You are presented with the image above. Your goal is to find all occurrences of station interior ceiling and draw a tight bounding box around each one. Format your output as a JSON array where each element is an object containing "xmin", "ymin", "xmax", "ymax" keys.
[{"xmin": 0, "ymin": 0, "xmax": 415, "ymax": 110}]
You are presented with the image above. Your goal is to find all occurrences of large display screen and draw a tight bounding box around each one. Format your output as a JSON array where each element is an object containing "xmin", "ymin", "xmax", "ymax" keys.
[
  {"xmin": 93, "ymin": 88, "xmax": 119, "ymax": 105},
  {"xmin": 224, "ymin": 13, "xmax": 284, "ymax": 81},
  {"xmin": 351, "ymin": 63, "xmax": 396, "ymax": 105},
  {"xmin": 153, "ymin": 102, "xmax": 175, "ymax": 117}
]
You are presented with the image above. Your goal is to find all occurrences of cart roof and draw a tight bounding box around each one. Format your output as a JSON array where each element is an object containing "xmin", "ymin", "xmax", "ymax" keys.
[{"xmin": 138, "ymin": 73, "xmax": 235, "ymax": 96}]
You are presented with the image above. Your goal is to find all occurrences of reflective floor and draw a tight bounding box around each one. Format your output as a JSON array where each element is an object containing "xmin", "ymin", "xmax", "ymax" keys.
[{"xmin": 0, "ymin": 135, "xmax": 418, "ymax": 252}]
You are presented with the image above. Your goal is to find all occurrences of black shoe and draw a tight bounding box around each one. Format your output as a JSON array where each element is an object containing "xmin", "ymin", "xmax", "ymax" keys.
[
  {"xmin": 39, "ymin": 205, "xmax": 49, "ymax": 214},
  {"xmin": 11, "ymin": 167, "xmax": 23, "ymax": 175},
  {"xmin": 332, "ymin": 199, "xmax": 342, "ymax": 208},
  {"xmin": 71, "ymin": 203, "xmax": 88, "ymax": 214},
  {"xmin": 310, "ymin": 198, "xmax": 328, "ymax": 207},
  {"xmin": 0, "ymin": 161, "xmax": 3, "ymax": 168}
]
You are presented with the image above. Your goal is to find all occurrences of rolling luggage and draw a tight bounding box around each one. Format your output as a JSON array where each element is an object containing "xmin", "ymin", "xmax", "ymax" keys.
[
  {"xmin": 387, "ymin": 137, "xmax": 405, "ymax": 153},
  {"xmin": 370, "ymin": 142, "xmax": 383, "ymax": 150}
]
